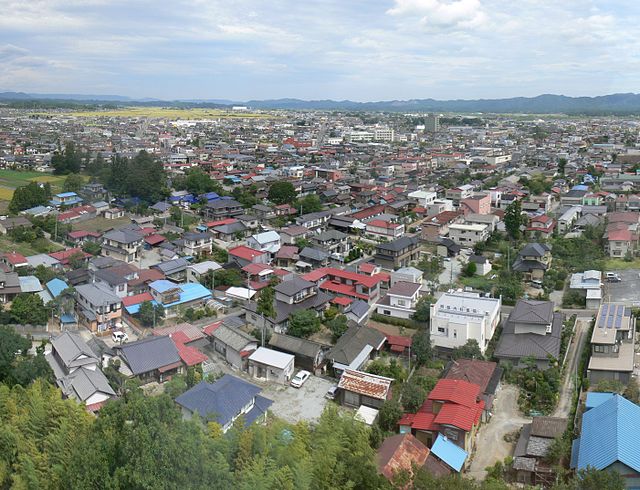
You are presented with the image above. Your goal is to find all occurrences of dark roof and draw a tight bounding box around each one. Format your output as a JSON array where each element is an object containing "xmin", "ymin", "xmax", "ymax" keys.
[
  {"xmin": 274, "ymin": 276, "xmax": 316, "ymax": 296},
  {"xmin": 443, "ymin": 359, "xmax": 498, "ymax": 395},
  {"xmin": 531, "ymin": 416, "xmax": 568, "ymax": 439},
  {"xmin": 495, "ymin": 311, "xmax": 563, "ymax": 362},
  {"xmin": 512, "ymin": 258, "xmax": 548, "ymax": 272},
  {"xmin": 299, "ymin": 247, "xmax": 330, "ymax": 262},
  {"xmin": 118, "ymin": 336, "xmax": 181, "ymax": 375},
  {"xmin": 376, "ymin": 235, "xmax": 419, "ymax": 252},
  {"xmin": 328, "ymin": 324, "xmax": 386, "ymax": 365},
  {"xmin": 518, "ymin": 242, "xmax": 551, "ymax": 258},
  {"xmin": 386, "ymin": 281, "xmax": 421, "ymax": 297},
  {"xmin": 345, "ymin": 299, "xmax": 370, "ymax": 319},
  {"xmin": 175, "ymin": 374, "xmax": 271, "ymax": 425},
  {"xmin": 206, "ymin": 199, "xmax": 242, "ymax": 209},
  {"xmin": 269, "ymin": 332, "xmax": 328, "ymax": 358},
  {"xmin": 211, "ymin": 325, "xmax": 256, "ymax": 351},
  {"xmin": 508, "ymin": 299, "xmax": 554, "ymax": 325}
]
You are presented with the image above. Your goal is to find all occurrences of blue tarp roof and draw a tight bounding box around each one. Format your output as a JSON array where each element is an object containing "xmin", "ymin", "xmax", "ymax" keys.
[
  {"xmin": 431, "ymin": 434, "xmax": 468, "ymax": 472},
  {"xmin": 46, "ymin": 278, "xmax": 69, "ymax": 298},
  {"xmin": 573, "ymin": 394, "xmax": 640, "ymax": 472},
  {"xmin": 125, "ymin": 299, "xmax": 159, "ymax": 315},
  {"xmin": 19, "ymin": 276, "xmax": 42, "ymax": 293},
  {"xmin": 60, "ymin": 313, "xmax": 77, "ymax": 324},
  {"xmin": 585, "ymin": 392, "xmax": 616, "ymax": 410},
  {"xmin": 146, "ymin": 281, "xmax": 211, "ymax": 308},
  {"xmin": 55, "ymin": 192, "xmax": 78, "ymax": 198},
  {"xmin": 149, "ymin": 279, "xmax": 181, "ymax": 293},
  {"xmin": 200, "ymin": 192, "xmax": 220, "ymax": 201}
]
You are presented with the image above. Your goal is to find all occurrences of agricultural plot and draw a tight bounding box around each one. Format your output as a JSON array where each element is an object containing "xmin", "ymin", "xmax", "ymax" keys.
[
  {"xmin": 55, "ymin": 107, "xmax": 273, "ymax": 119},
  {"xmin": 0, "ymin": 170, "xmax": 66, "ymax": 200}
]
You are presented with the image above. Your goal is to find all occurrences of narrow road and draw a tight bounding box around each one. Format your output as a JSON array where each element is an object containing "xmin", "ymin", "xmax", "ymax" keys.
[
  {"xmin": 467, "ymin": 385, "xmax": 531, "ymax": 481},
  {"xmin": 553, "ymin": 316, "xmax": 591, "ymax": 418}
]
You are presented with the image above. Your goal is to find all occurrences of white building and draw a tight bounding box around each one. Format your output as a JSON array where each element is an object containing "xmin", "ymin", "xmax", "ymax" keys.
[
  {"xmin": 448, "ymin": 223, "xmax": 490, "ymax": 246},
  {"xmin": 408, "ymin": 190, "xmax": 437, "ymax": 207},
  {"xmin": 247, "ymin": 347, "xmax": 295, "ymax": 385},
  {"xmin": 376, "ymin": 281, "xmax": 422, "ymax": 320},
  {"xmin": 430, "ymin": 292, "xmax": 502, "ymax": 353},
  {"xmin": 247, "ymin": 230, "xmax": 281, "ymax": 254}
]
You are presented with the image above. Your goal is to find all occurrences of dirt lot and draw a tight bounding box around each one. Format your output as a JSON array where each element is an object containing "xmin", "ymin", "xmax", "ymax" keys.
[
  {"xmin": 467, "ymin": 384, "xmax": 531, "ymax": 481},
  {"xmin": 261, "ymin": 375, "xmax": 335, "ymax": 424}
]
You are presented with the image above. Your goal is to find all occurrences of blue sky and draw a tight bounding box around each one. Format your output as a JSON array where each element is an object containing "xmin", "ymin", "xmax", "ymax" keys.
[{"xmin": 0, "ymin": 0, "xmax": 638, "ymax": 101}]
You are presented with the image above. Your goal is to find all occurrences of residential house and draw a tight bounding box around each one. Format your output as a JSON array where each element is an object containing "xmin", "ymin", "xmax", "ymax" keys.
[
  {"xmin": 295, "ymin": 211, "xmax": 331, "ymax": 231},
  {"xmin": 571, "ymin": 395, "xmax": 640, "ymax": 489},
  {"xmin": 50, "ymin": 191, "xmax": 83, "ymax": 207},
  {"xmin": 468, "ymin": 255, "xmax": 492, "ymax": 276},
  {"xmin": 274, "ymin": 245, "xmax": 299, "ymax": 268},
  {"xmin": 447, "ymin": 223, "xmax": 489, "ymax": 247},
  {"xmin": 228, "ymin": 245, "xmax": 269, "ymax": 268},
  {"xmin": 337, "ymin": 369, "xmax": 393, "ymax": 409},
  {"xmin": 146, "ymin": 279, "xmax": 211, "ymax": 318},
  {"xmin": 268, "ymin": 332, "xmax": 329, "ymax": 374},
  {"xmin": 366, "ymin": 219, "xmax": 405, "ymax": 239},
  {"xmin": 279, "ymin": 225, "xmax": 312, "ymax": 245},
  {"xmin": 297, "ymin": 247, "xmax": 330, "ymax": 269},
  {"xmin": 422, "ymin": 211, "xmax": 463, "ymax": 242},
  {"xmin": 311, "ymin": 229, "xmax": 351, "ymax": 258},
  {"xmin": 327, "ymin": 323, "xmax": 386, "ymax": 372},
  {"xmin": 557, "ymin": 206, "xmax": 582, "ymax": 234},
  {"xmin": 460, "ymin": 193, "xmax": 491, "ymax": 215},
  {"xmin": 399, "ymin": 379, "xmax": 483, "ymax": 455},
  {"xmin": 526, "ymin": 215, "xmax": 556, "ymax": 237},
  {"xmin": 374, "ymin": 236, "xmax": 421, "ymax": 270},
  {"xmin": 186, "ymin": 260, "xmax": 222, "ymax": 284},
  {"xmin": 445, "ymin": 185, "xmax": 474, "ymax": 202},
  {"xmin": 430, "ymin": 292, "xmax": 502, "ymax": 354},
  {"xmin": 390, "ymin": 266, "xmax": 423, "ymax": 286},
  {"xmin": 376, "ymin": 281, "xmax": 422, "ymax": 320},
  {"xmin": 0, "ymin": 216, "xmax": 32, "ymax": 234},
  {"xmin": 244, "ymin": 276, "xmax": 332, "ymax": 333},
  {"xmin": 117, "ymin": 335, "xmax": 183, "ymax": 383},
  {"xmin": 0, "ymin": 270, "xmax": 22, "ymax": 303},
  {"xmin": 247, "ymin": 231, "xmax": 281, "ymax": 254},
  {"xmin": 179, "ymin": 231, "xmax": 213, "ymax": 256},
  {"xmin": 175, "ymin": 375, "xmax": 272, "ymax": 431},
  {"xmin": 152, "ymin": 257, "xmax": 190, "ymax": 281},
  {"xmin": 443, "ymin": 359, "xmax": 502, "ymax": 414},
  {"xmin": 588, "ymin": 303, "xmax": 635, "ymax": 384},
  {"xmin": 494, "ymin": 299, "xmax": 563, "ymax": 369},
  {"xmin": 75, "ymin": 283, "xmax": 122, "ymax": 333},
  {"xmin": 247, "ymin": 347, "xmax": 295, "ymax": 384},
  {"xmin": 208, "ymin": 323, "xmax": 258, "ymax": 370},
  {"xmin": 512, "ymin": 243, "xmax": 552, "ymax": 281},
  {"xmin": 45, "ymin": 331, "xmax": 115, "ymax": 411},
  {"xmin": 569, "ymin": 270, "xmax": 602, "ymax": 309},
  {"xmin": 513, "ymin": 416, "xmax": 568, "ymax": 486},
  {"xmin": 377, "ymin": 434, "xmax": 432, "ymax": 483},
  {"xmin": 101, "ymin": 228, "xmax": 144, "ymax": 263},
  {"xmin": 203, "ymin": 198, "xmax": 243, "ymax": 220},
  {"xmin": 303, "ymin": 267, "xmax": 385, "ymax": 304}
]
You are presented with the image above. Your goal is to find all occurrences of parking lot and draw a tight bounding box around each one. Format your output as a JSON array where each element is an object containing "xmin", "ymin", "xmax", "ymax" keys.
[
  {"xmin": 261, "ymin": 375, "xmax": 335, "ymax": 424},
  {"xmin": 604, "ymin": 269, "xmax": 640, "ymax": 305}
]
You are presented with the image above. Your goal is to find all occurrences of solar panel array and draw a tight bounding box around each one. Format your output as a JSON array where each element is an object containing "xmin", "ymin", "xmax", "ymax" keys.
[{"xmin": 598, "ymin": 304, "xmax": 630, "ymax": 329}]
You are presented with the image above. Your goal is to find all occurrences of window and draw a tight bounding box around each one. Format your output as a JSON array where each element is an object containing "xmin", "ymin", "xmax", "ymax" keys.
[
  {"xmin": 453, "ymin": 330, "xmax": 457, "ymax": 339},
  {"xmin": 438, "ymin": 327, "xmax": 446, "ymax": 333},
  {"xmin": 593, "ymin": 345, "xmax": 606, "ymax": 353},
  {"xmin": 397, "ymin": 299, "xmax": 406, "ymax": 306}
]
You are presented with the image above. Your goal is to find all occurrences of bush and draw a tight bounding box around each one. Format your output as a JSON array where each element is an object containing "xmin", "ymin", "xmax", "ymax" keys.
[
  {"xmin": 370, "ymin": 313, "xmax": 418, "ymax": 329},
  {"xmin": 562, "ymin": 289, "xmax": 586, "ymax": 308}
]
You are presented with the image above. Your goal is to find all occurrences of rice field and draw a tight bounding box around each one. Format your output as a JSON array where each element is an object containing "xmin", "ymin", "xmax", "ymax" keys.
[
  {"xmin": 53, "ymin": 107, "xmax": 273, "ymax": 120},
  {"xmin": 0, "ymin": 170, "xmax": 66, "ymax": 200}
]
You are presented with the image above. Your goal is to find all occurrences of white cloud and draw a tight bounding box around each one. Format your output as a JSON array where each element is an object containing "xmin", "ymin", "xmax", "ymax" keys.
[{"xmin": 387, "ymin": 0, "xmax": 487, "ymax": 28}]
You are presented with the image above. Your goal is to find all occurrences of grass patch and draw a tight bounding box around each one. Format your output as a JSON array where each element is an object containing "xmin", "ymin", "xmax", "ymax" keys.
[
  {"xmin": 458, "ymin": 274, "xmax": 496, "ymax": 291},
  {"xmin": 0, "ymin": 235, "xmax": 63, "ymax": 256},
  {"xmin": 0, "ymin": 170, "xmax": 66, "ymax": 200},
  {"xmin": 604, "ymin": 258, "xmax": 640, "ymax": 270},
  {"xmin": 47, "ymin": 107, "xmax": 275, "ymax": 119}
]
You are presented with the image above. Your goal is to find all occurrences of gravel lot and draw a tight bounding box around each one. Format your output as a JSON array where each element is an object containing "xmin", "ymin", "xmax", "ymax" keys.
[
  {"xmin": 604, "ymin": 269, "xmax": 640, "ymax": 305},
  {"xmin": 261, "ymin": 374, "xmax": 335, "ymax": 424}
]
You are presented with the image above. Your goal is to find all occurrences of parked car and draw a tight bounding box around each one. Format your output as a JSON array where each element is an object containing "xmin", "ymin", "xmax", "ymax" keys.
[
  {"xmin": 530, "ymin": 280, "xmax": 544, "ymax": 289},
  {"xmin": 112, "ymin": 330, "xmax": 129, "ymax": 343},
  {"xmin": 325, "ymin": 385, "xmax": 339, "ymax": 400},
  {"xmin": 290, "ymin": 370, "xmax": 311, "ymax": 388},
  {"xmin": 606, "ymin": 272, "xmax": 622, "ymax": 283}
]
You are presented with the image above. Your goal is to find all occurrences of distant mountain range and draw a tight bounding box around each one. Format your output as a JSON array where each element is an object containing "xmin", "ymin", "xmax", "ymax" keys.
[{"xmin": 3, "ymin": 91, "xmax": 640, "ymax": 114}]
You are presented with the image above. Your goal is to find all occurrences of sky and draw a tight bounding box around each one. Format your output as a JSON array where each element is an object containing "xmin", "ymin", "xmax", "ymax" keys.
[{"xmin": 0, "ymin": 0, "xmax": 638, "ymax": 101}]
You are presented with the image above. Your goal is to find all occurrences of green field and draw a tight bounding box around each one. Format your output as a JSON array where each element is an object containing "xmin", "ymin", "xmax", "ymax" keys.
[
  {"xmin": 0, "ymin": 170, "xmax": 66, "ymax": 200},
  {"xmin": 50, "ymin": 107, "xmax": 274, "ymax": 120},
  {"xmin": 605, "ymin": 258, "xmax": 640, "ymax": 271},
  {"xmin": 0, "ymin": 235, "xmax": 63, "ymax": 256}
]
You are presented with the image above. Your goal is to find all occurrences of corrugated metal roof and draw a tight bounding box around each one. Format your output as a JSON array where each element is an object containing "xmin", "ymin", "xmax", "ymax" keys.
[
  {"xmin": 574, "ymin": 394, "xmax": 640, "ymax": 473},
  {"xmin": 337, "ymin": 369, "xmax": 393, "ymax": 400},
  {"xmin": 431, "ymin": 434, "xmax": 468, "ymax": 472}
]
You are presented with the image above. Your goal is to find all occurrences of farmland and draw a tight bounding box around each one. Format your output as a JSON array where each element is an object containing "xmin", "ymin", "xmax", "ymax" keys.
[
  {"xmin": 0, "ymin": 170, "xmax": 66, "ymax": 200},
  {"xmin": 53, "ymin": 107, "xmax": 274, "ymax": 119}
]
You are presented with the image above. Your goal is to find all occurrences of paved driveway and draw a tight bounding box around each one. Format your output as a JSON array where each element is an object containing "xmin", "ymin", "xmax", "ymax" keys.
[
  {"xmin": 604, "ymin": 269, "xmax": 640, "ymax": 305},
  {"xmin": 261, "ymin": 375, "xmax": 335, "ymax": 424},
  {"xmin": 467, "ymin": 384, "xmax": 531, "ymax": 481}
]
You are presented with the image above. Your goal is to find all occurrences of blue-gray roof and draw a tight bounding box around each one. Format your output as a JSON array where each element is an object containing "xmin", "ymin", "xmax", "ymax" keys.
[
  {"xmin": 119, "ymin": 336, "xmax": 181, "ymax": 376},
  {"xmin": 431, "ymin": 434, "xmax": 468, "ymax": 472},
  {"xmin": 572, "ymin": 394, "xmax": 640, "ymax": 473},
  {"xmin": 175, "ymin": 374, "xmax": 271, "ymax": 426}
]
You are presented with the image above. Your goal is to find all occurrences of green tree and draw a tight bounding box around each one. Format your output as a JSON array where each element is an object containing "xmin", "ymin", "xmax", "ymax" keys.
[
  {"xmin": 558, "ymin": 157, "xmax": 567, "ymax": 176},
  {"xmin": 411, "ymin": 295, "xmax": 432, "ymax": 324},
  {"xmin": 10, "ymin": 293, "xmax": 48, "ymax": 325},
  {"xmin": 63, "ymin": 173, "xmax": 84, "ymax": 192},
  {"xmin": 463, "ymin": 261, "xmax": 477, "ymax": 277},
  {"xmin": 326, "ymin": 314, "xmax": 349, "ymax": 342},
  {"xmin": 504, "ymin": 199, "xmax": 523, "ymax": 240},
  {"xmin": 174, "ymin": 167, "xmax": 223, "ymax": 195},
  {"xmin": 82, "ymin": 241, "xmax": 102, "ymax": 256},
  {"xmin": 287, "ymin": 310, "xmax": 321, "ymax": 338},
  {"xmin": 452, "ymin": 339, "xmax": 483, "ymax": 360},
  {"xmin": 412, "ymin": 329, "xmax": 433, "ymax": 366},
  {"xmin": 9, "ymin": 181, "xmax": 52, "ymax": 213},
  {"xmin": 402, "ymin": 382, "xmax": 427, "ymax": 412},
  {"xmin": 137, "ymin": 300, "xmax": 164, "ymax": 327},
  {"xmin": 256, "ymin": 286, "xmax": 276, "ymax": 319},
  {"xmin": 268, "ymin": 181, "xmax": 297, "ymax": 205},
  {"xmin": 52, "ymin": 141, "xmax": 82, "ymax": 174},
  {"xmin": 295, "ymin": 195, "xmax": 323, "ymax": 214},
  {"xmin": 213, "ymin": 268, "xmax": 243, "ymax": 287},
  {"xmin": 378, "ymin": 399, "xmax": 403, "ymax": 431},
  {"xmin": 574, "ymin": 466, "xmax": 625, "ymax": 490}
]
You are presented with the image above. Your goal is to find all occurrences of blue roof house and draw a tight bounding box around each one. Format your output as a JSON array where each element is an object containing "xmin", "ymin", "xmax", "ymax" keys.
[
  {"xmin": 175, "ymin": 374, "xmax": 272, "ymax": 432},
  {"xmin": 571, "ymin": 394, "xmax": 640, "ymax": 488},
  {"xmin": 148, "ymin": 279, "xmax": 211, "ymax": 318},
  {"xmin": 430, "ymin": 434, "xmax": 468, "ymax": 472},
  {"xmin": 50, "ymin": 192, "xmax": 83, "ymax": 207}
]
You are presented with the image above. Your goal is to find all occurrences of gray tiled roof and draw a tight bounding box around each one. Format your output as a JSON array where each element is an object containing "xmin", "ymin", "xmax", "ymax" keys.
[
  {"xmin": 269, "ymin": 332, "xmax": 327, "ymax": 358},
  {"xmin": 328, "ymin": 324, "xmax": 386, "ymax": 365},
  {"xmin": 118, "ymin": 336, "xmax": 181, "ymax": 375},
  {"xmin": 495, "ymin": 311, "xmax": 563, "ymax": 362},
  {"xmin": 51, "ymin": 331, "xmax": 99, "ymax": 369},
  {"xmin": 211, "ymin": 325, "xmax": 257, "ymax": 351},
  {"xmin": 274, "ymin": 276, "xmax": 315, "ymax": 296},
  {"xmin": 76, "ymin": 283, "xmax": 121, "ymax": 306},
  {"xmin": 103, "ymin": 228, "xmax": 143, "ymax": 244}
]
